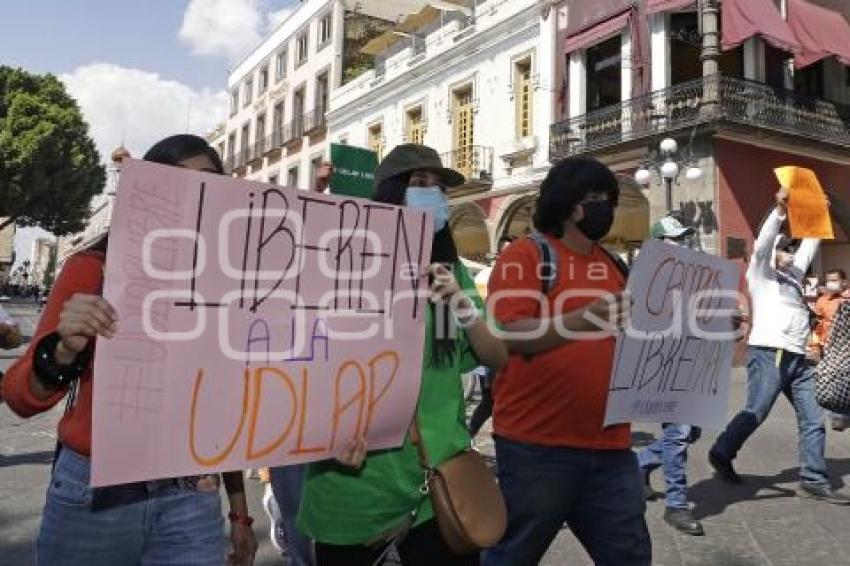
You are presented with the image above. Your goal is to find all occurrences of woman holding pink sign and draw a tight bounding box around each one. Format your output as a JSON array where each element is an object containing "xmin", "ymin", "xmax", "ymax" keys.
[
  {"xmin": 297, "ymin": 144, "xmax": 508, "ymax": 565},
  {"xmin": 2, "ymin": 135, "xmax": 258, "ymax": 566}
]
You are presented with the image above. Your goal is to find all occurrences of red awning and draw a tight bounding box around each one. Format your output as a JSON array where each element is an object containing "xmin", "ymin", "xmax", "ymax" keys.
[
  {"xmin": 647, "ymin": 0, "xmax": 695, "ymax": 14},
  {"xmin": 565, "ymin": 9, "xmax": 633, "ymax": 53},
  {"xmin": 788, "ymin": 0, "xmax": 850, "ymax": 68},
  {"xmin": 721, "ymin": 0, "xmax": 801, "ymax": 54}
]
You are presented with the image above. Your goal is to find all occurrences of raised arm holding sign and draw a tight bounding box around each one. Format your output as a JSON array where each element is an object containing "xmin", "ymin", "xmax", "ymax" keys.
[{"xmin": 774, "ymin": 165, "xmax": 834, "ymax": 239}]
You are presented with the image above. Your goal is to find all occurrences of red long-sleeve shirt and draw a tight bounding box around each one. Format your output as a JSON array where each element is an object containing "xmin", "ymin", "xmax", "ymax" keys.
[{"xmin": 2, "ymin": 251, "xmax": 104, "ymax": 456}]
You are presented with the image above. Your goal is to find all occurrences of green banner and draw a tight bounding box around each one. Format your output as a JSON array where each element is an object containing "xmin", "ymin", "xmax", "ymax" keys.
[{"xmin": 330, "ymin": 143, "xmax": 378, "ymax": 199}]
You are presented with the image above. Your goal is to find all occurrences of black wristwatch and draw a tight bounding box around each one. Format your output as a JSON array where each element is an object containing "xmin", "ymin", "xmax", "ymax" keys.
[{"xmin": 33, "ymin": 332, "xmax": 92, "ymax": 389}]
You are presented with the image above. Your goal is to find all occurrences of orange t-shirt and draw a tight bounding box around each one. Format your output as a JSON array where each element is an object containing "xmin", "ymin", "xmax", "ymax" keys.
[
  {"xmin": 487, "ymin": 236, "xmax": 630, "ymax": 449},
  {"xmin": 814, "ymin": 292, "xmax": 850, "ymax": 346},
  {"xmin": 2, "ymin": 252, "xmax": 104, "ymax": 456}
]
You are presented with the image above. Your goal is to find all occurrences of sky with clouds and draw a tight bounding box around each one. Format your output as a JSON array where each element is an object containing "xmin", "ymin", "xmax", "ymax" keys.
[{"xmin": 0, "ymin": 0, "xmax": 298, "ymax": 267}]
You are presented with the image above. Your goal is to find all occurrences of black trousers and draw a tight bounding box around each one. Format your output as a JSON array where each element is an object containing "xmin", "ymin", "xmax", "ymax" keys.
[{"xmin": 315, "ymin": 519, "xmax": 480, "ymax": 566}]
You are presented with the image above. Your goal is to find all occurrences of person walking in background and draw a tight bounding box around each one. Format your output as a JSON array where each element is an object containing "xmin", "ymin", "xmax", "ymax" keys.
[
  {"xmin": 636, "ymin": 215, "xmax": 704, "ymax": 536},
  {"xmin": 2, "ymin": 135, "xmax": 258, "ymax": 565},
  {"xmin": 467, "ymin": 365, "xmax": 494, "ymax": 440},
  {"xmin": 709, "ymin": 187, "xmax": 850, "ymax": 505},
  {"xmin": 0, "ymin": 304, "xmax": 22, "ymax": 350},
  {"xmin": 813, "ymin": 268, "xmax": 850, "ymax": 431},
  {"xmin": 0, "ymin": 304, "xmax": 23, "ymax": 404},
  {"xmin": 484, "ymin": 157, "xmax": 650, "ymax": 566}
]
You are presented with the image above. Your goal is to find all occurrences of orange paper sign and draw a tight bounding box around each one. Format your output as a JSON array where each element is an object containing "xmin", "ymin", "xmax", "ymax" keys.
[{"xmin": 774, "ymin": 166, "xmax": 834, "ymax": 240}]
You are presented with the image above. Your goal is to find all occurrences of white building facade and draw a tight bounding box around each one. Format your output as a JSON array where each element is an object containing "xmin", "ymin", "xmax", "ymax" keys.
[
  {"xmin": 30, "ymin": 236, "xmax": 55, "ymax": 288},
  {"xmin": 222, "ymin": 0, "xmax": 429, "ymax": 189},
  {"xmin": 327, "ymin": 0, "xmax": 559, "ymax": 262},
  {"xmin": 57, "ymin": 149, "xmax": 125, "ymax": 265}
]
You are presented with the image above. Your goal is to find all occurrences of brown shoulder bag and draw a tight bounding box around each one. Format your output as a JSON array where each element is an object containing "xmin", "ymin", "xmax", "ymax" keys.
[{"xmin": 410, "ymin": 420, "xmax": 507, "ymax": 555}]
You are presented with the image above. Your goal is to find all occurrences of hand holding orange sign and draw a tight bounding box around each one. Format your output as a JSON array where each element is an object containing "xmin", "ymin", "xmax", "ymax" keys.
[{"xmin": 774, "ymin": 166, "xmax": 834, "ymax": 240}]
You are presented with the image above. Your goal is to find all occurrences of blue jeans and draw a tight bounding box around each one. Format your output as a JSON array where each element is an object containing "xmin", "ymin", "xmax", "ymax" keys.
[
  {"xmin": 36, "ymin": 448, "xmax": 226, "ymax": 566},
  {"xmin": 270, "ymin": 465, "xmax": 313, "ymax": 566},
  {"xmin": 637, "ymin": 423, "xmax": 701, "ymax": 509},
  {"xmin": 712, "ymin": 346, "xmax": 829, "ymax": 487},
  {"xmin": 483, "ymin": 437, "xmax": 651, "ymax": 566}
]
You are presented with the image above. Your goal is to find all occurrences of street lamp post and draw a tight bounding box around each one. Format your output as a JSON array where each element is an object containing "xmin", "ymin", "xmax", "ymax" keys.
[{"xmin": 634, "ymin": 137, "xmax": 702, "ymax": 214}]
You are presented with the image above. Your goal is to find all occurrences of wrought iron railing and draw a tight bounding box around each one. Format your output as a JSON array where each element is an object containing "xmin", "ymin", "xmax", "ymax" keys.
[
  {"xmin": 440, "ymin": 145, "xmax": 494, "ymax": 185},
  {"xmin": 248, "ymin": 139, "xmax": 265, "ymax": 163},
  {"xmin": 284, "ymin": 118, "xmax": 305, "ymax": 144},
  {"xmin": 264, "ymin": 129, "xmax": 284, "ymax": 156},
  {"xmin": 303, "ymin": 108, "xmax": 327, "ymax": 134},
  {"xmin": 234, "ymin": 150, "xmax": 248, "ymax": 170},
  {"xmin": 550, "ymin": 75, "xmax": 850, "ymax": 160}
]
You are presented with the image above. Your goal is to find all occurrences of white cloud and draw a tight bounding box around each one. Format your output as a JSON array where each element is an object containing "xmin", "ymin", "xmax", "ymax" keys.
[
  {"xmin": 179, "ymin": 0, "xmax": 298, "ymax": 62},
  {"xmin": 269, "ymin": 7, "xmax": 294, "ymax": 29},
  {"xmin": 10, "ymin": 64, "xmax": 227, "ymax": 273},
  {"xmin": 60, "ymin": 63, "xmax": 227, "ymax": 161},
  {"xmin": 179, "ymin": 0, "xmax": 264, "ymax": 61}
]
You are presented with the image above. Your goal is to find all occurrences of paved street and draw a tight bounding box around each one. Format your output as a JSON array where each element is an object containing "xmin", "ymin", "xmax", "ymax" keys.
[{"xmin": 2, "ymin": 300, "xmax": 849, "ymax": 565}]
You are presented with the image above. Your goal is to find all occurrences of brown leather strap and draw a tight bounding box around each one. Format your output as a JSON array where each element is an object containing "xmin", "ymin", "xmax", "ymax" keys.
[{"xmin": 409, "ymin": 418, "xmax": 431, "ymax": 470}]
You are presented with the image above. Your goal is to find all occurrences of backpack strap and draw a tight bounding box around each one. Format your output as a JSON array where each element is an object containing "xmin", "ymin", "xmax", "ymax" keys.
[
  {"xmin": 530, "ymin": 232, "xmax": 558, "ymax": 295},
  {"xmin": 597, "ymin": 246, "xmax": 630, "ymax": 280}
]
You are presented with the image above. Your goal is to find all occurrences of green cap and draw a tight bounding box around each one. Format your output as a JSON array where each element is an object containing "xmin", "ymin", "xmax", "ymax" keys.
[
  {"xmin": 373, "ymin": 144, "xmax": 465, "ymax": 188},
  {"xmin": 650, "ymin": 216, "xmax": 695, "ymax": 240}
]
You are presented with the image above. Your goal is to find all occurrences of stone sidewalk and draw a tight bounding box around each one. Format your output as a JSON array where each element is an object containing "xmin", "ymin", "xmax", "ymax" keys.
[{"xmin": 2, "ymin": 301, "xmax": 849, "ymax": 565}]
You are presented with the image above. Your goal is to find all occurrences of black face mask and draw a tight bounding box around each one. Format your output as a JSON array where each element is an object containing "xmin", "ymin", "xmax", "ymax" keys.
[{"xmin": 576, "ymin": 200, "xmax": 615, "ymax": 241}]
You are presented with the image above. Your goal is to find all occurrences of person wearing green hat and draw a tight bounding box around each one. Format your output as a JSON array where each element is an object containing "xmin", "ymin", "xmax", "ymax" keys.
[
  {"xmin": 636, "ymin": 214, "xmax": 705, "ymax": 536},
  {"xmin": 297, "ymin": 144, "xmax": 508, "ymax": 565}
]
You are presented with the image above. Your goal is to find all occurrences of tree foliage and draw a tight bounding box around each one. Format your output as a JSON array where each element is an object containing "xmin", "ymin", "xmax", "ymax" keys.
[{"xmin": 0, "ymin": 66, "xmax": 104, "ymax": 235}]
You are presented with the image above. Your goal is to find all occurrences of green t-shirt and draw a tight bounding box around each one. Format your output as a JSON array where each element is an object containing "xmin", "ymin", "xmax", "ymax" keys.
[{"xmin": 297, "ymin": 263, "xmax": 483, "ymax": 545}]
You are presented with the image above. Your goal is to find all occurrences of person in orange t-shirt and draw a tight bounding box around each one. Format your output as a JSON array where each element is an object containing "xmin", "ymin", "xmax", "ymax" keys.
[
  {"xmin": 2, "ymin": 135, "xmax": 257, "ymax": 566},
  {"xmin": 814, "ymin": 268, "xmax": 850, "ymax": 431},
  {"xmin": 814, "ymin": 269, "xmax": 850, "ymax": 348},
  {"xmin": 483, "ymin": 157, "xmax": 650, "ymax": 566}
]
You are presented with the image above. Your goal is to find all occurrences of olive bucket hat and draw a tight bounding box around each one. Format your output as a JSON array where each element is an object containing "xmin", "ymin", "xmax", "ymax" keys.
[{"xmin": 374, "ymin": 144, "xmax": 466, "ymax": 188}]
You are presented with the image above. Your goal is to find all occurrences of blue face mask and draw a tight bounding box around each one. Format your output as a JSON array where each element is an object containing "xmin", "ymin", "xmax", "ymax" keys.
[{"xmin": 405, "ymin": 186, "xmax": 449, "ymax": 233}]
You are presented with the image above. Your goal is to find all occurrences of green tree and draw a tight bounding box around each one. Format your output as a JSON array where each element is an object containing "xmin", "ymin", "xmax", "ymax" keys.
[{"xmin": 0, "ymin": 66, "xmax": 104, "ymax": 235}]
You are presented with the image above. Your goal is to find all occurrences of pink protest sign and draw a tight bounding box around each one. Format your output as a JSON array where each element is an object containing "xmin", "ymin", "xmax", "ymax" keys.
[{"xmin": 91, "ymin": 159, "xmax": 432, "ymax": 487}]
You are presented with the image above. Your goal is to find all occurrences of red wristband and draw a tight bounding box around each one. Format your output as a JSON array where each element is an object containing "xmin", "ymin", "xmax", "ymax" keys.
[{"xmin": 228, "ymin": 511, "xmax": 254, "ymax": 526}]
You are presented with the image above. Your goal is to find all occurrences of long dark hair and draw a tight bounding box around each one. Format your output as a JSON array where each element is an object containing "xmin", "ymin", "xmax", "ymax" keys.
[
  {"xmin": 374, "ymin": 173, "xmax": 459, "ymax": 368},
  {"xmin": 88, "ymin": 134, "xmax": 224, "ymax": 254}
]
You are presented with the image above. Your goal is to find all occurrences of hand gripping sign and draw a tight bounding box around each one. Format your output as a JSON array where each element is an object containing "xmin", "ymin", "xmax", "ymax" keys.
[
  {"xmin": 91, "ymin": 160, "xmax": 433, "ymax": 486},
  {"xmin": 605, "ymin": 240, "xmax": 741, "ymax": 428}
]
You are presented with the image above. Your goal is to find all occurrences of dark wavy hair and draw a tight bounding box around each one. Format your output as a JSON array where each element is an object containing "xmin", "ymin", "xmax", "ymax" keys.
[
  {"xmin": 89, "ymin": 135, "xmax": 224, "ymax": 253},
  {"xmin": 532, "ymin": 157, "xmax": 620, "ymax": 238},
  {"xmin": 374, "ymin": 172, "xmax": 459, "ymax": 368}
]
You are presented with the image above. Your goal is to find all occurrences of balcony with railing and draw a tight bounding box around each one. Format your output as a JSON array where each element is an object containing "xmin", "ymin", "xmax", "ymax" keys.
[
  {"xmin": 232, "ymin": 150, "xmax": 248, "ymax": 172},
  {"xmin": 264, "ymin": 129, "xmax": 284, "ymax": 157},
  {"xmin": 303, "ymin": 108, "xmax": 327, "ymax": 135},
  {"xmin": 440, "ymin": 145, "xmax": 494, "ymax": 195},
  {"xmin": 283, "ymin": 118, "xmax": 305, "ymax": 145},
  {"xmin": 550, "ymin": 75, "xmax": 850, "ymax": 161},
  {"xmin": 248, "ymin": 138, "xmax": 265, "ymax": 165}
]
